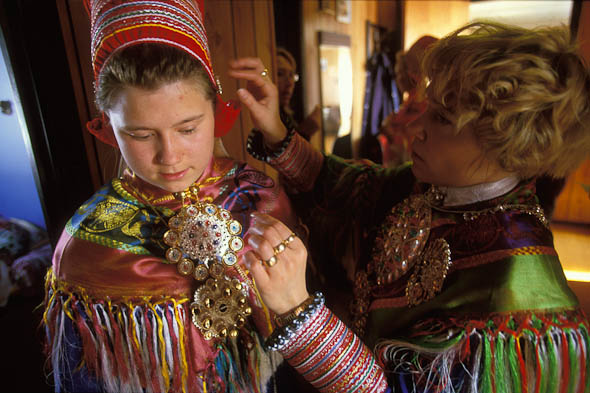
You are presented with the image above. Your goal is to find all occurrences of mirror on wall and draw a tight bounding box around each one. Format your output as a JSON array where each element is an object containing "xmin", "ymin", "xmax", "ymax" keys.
[{"xmin": 318, "ymin": 31, "xmax": 352, "ymax": 154}]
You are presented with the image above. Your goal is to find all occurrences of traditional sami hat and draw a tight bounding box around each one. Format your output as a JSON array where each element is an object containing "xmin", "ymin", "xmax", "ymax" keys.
[{"xmin": 85, "ymin": 0, "xmax": 239, "ymax": 147}]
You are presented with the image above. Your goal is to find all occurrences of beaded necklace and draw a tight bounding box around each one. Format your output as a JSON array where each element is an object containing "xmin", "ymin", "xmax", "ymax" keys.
[{"xmin": 430, "ymin": 202, "xmax": 548, "ymax": 227}]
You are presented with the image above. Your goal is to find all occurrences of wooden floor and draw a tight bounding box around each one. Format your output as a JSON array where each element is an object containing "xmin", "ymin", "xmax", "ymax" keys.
[{"xmin": 551, "ymin": 221, "xmax": 590, "ymax": 316}]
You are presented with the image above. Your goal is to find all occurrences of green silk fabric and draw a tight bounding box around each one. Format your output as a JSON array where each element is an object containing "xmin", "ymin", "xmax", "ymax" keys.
[{"xmin": 366, "ymin": 253, "xmax": 579, "ymax": 347}]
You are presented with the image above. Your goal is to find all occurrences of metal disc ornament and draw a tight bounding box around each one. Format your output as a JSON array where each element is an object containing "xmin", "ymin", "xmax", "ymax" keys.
[
  {"xmin": 162, "ymin": 201, "xmax": 249, "ymax": 337},
  {"xmin": 190, "ymin": 276, "xmax": 252, "ymax": 340},
  {"xmin": 163, "ymin": 203, "xmax": 244, "ymax": 269}
]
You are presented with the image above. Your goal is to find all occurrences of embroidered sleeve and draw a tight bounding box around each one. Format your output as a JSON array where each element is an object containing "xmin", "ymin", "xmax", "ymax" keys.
[
  {"xmin": 278, "ymin": 303, "xmax": 388, "ymax": 393},
  {"xmin": 268, "ymin": 131, "xmax": 324, "ymax": 193},
  {"xmin": 287, "ymin": 152, "xmax": 415, "ymax": 283}
]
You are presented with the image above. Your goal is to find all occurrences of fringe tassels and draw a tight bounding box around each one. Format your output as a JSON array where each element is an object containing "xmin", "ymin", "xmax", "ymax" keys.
[
  {"xmin": 206, "ymin": 330, "xmax": 281, "ymax": 393},
  {"xmin": 43, "ymin": 272, "xmax": 280, "ymax": 393},
  {"xmin": 375, "ymin": 311, "xmax": 590, "ymax": 393},
  {"xmin": 46, "ymin": 290, "xmax": 190, "ymax": 392}
]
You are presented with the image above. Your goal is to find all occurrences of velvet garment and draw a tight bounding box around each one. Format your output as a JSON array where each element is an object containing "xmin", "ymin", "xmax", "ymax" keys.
[{"xmin": 45, "ymin": 157, "xmax": 298, "ymax": 393}]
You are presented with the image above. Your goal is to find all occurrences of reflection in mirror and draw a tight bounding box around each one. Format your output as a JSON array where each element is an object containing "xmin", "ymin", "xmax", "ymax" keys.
[{"xmin": 318, "ymin": 32, "xmax": 352, "ymax": 154}]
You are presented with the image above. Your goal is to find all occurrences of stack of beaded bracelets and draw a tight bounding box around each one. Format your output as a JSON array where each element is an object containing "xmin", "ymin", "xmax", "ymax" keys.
[
  {"xmin": 246, "ymin": 128, "xmax": 295, "ymax": 163},
  {"xmin": 265, "ymin": 292, "xmax": 325, "ymax": 351}
]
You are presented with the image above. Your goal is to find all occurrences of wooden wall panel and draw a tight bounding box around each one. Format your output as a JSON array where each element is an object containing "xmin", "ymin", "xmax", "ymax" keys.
[
  {"xmin": 204, "ymin": 1, "xmax": 240, "ymax": 160},
  {"xmin": 300, "ymin": 1, "xmax": 324, "ymax": 151},
  {"xmin": 57, "ymin": 0, "xmax": 120, "ymax": 188},
  {"xmin": 403, "ymin": 0, "xmax": 469, "ymax": 49},
  {"xmin": 227, "ymin": 1, "xmax": 256, "ymax": 166},
  {"xmin": 377, "ymin": 0, "xmax": 398, "ymax": 31},
  {"xmin": 209, "ymin": 0, "xmax": 276, "ymax": 175},
  {"xmin": 552, "ymin": 1, "xmax": 590, "ymax": 224},
  {"xmin": 553, "ymin": 160, "xmax": 590, "ymax": 224}
]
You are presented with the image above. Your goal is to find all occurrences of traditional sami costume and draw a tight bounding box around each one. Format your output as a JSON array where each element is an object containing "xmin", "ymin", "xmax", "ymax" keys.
[
  {"xmin": 45, "ymin": 157, "xmax": 297, "ymax": 392},
  {"xmin": 257, "ymin": 132, "xmax": 590, "ymax": 393},
  {"xmin": 44, "ymin": 1, "xmax": 296, "ymax": 390}
]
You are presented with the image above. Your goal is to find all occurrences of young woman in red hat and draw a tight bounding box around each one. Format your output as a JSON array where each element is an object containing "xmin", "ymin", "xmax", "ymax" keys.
[{"xmin": 43, "ymin": 1, "xmax": 299, "ymax": 392}]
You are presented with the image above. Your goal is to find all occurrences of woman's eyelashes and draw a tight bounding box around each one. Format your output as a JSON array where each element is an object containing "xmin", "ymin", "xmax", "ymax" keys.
[
  {"xmin": 125, "ymin": 131, "xmax": 153, "ymax": 140},
  {"xmin": 179, "ymin": 128, "xmax": 195, "ymax": 134},
  {"xmin": 124, "ymin": 127, "xmax": 197, "ymax": 140}
]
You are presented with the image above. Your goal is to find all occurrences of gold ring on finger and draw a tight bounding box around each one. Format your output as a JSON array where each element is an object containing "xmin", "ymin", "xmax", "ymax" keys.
[
  {"xmin": 284, "ymin": 233, "xmax": 296, "ymax": 245},
  {"xmin": 261, "ymin": 68, "xmax": 269, "ymax": 78},
  {"xmin": 265, "ymin": 255, "xmax": 277, "ymax": 267},
  {"xmin": 273, "ymin": 242, "xmax": 286, "ymax": 255}
]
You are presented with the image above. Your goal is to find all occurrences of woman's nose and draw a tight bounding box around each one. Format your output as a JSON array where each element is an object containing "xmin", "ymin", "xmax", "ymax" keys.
[{"xmin": 156, "ymin": 134, "xmax": 181, "ymax": 165}]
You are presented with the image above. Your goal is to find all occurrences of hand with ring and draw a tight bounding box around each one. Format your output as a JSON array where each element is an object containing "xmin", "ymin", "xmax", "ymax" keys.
[
  {"xmin": 228, "ymin": 57, "xmax": 288, "ymax": 149},
  {"xmin": 245, "ymin": 213, "xmax": 309, "ymax": 315}
]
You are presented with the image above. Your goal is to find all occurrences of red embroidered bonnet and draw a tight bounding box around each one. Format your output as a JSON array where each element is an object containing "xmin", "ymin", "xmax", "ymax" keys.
[{"xmin": 85, "ymin": 0, "xmax": 239, "ymax": 147}]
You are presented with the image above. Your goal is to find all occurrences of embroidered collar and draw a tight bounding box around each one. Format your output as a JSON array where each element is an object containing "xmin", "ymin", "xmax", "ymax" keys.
[
  {"xmin": 437, "ymin": 176, "xmax": 520, "ymax": 207},
  {"xmin": 119, "ymin": 157, "xmax": 229, "ymax": 206}
]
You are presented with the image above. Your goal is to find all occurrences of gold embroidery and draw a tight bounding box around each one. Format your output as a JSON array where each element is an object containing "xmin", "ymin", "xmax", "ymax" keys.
[
  {"xmin": 77, "ymin": 194, "xmax": 102, "ymax": 215},
  {"xmin": 372, "ymin": 193, "xmax": 432, "ymax": 285},
  {"xmin": 406, "ymin": 238, "xmax": 452, "ymax": 307},
  {"xmin": 81, "ymin": 195, "xmax": 140, "ymax": 233},
  {"xmin": 121, "ymin": 218, "xmax": 146, "ymax": 240}
]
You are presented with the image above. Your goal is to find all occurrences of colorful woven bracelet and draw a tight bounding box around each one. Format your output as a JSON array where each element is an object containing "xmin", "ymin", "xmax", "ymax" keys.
[
  {"xmin": 246, "ymin": 128, "xmax": 295, "ymax": 163},
  {"xmin": 265, "ymin": 291, "xmax": 325, "ymax": 351},
  {"xmin": 279, "ymin": 300, "xmax": 389, "ymax": 393}
]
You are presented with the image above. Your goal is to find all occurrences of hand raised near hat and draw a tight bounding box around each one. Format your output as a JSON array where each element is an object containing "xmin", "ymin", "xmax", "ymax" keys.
[
  {"xmin": 228, "ymin": 57, "xmax": 288, "ymax": 149},
  {"xmin": 244, "ymin": 213, "xmax": 309, "ymax": 315}
]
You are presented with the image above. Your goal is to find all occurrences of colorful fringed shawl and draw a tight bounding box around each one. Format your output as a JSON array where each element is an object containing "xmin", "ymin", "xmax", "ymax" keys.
[
  {"xmin": 44, "ymin": 157, "xmax": 297, "ymax": 393},
  {"xmin": 271, "ymin": 133, "xmax": 590, "ymax": 393}
]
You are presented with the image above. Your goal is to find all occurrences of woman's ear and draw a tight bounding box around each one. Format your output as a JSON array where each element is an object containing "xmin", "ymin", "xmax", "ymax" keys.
[{"xmin": 116, "ymin": 155, "xmax": 129, "ymax": 178}]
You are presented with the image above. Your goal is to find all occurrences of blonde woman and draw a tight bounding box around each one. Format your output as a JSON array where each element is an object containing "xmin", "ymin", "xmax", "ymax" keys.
[{"xmin": 231, "ymin": 22, "xmax": 590, "ymax": 392}]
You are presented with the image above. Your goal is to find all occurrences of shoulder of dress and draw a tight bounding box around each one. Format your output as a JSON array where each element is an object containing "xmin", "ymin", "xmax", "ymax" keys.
[
  {"xmin": 211, "ymin": 156, "xmax": 237, "ymax": 170},
  {"xmin": 212, "ymin": 157, "xmax": 266, "ymax": 178},
  {"xmin": 71, "ymin": 183, "xmax": 114, "ymax": 214},
  {"xmin": 66, "ymin": 181, "xmax": 140, "ymax": 233},
  {"xmin": 218, "ymin": 158, "xmax": 276, "ymax": 187}
]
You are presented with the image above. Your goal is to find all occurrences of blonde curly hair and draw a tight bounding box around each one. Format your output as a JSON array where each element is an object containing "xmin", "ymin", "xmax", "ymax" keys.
[{"xmin": 422, "ymin": 22, "xmax": 590, "ymax": 179}]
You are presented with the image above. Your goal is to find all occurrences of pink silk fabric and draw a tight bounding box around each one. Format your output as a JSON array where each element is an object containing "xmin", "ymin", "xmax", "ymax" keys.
[{"xmin": 51, "ymin": 156, "xmax": 298, "ymax": 369}]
